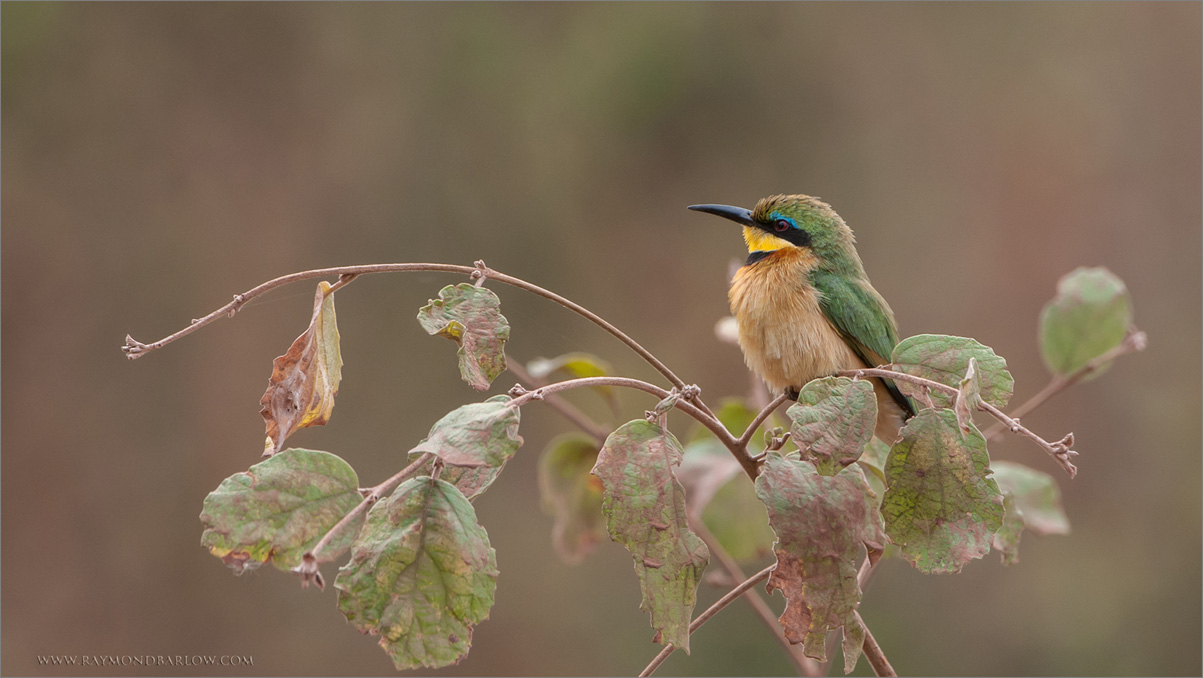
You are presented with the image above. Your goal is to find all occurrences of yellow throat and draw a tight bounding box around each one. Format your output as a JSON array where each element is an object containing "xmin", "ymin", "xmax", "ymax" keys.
[{"xmin": 742, "ymin": 226, "xmax": 794, "ymax": 253}]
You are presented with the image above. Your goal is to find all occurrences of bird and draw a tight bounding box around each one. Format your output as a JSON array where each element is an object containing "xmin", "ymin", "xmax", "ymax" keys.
[{"xmin": 689, "ymin": 194, "xmax": 915, "ymax": 444}]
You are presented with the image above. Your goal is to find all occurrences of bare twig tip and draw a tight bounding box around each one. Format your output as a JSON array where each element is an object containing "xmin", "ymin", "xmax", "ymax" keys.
[{"xmin": 122, "ymin": 335, "xmax": 150, "ymax": 360}]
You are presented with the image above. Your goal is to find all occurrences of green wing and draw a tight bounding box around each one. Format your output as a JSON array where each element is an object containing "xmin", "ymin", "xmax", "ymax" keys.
[{"xmin": 810, "ymin": 269, "xmax": 916, "ymax": 418}]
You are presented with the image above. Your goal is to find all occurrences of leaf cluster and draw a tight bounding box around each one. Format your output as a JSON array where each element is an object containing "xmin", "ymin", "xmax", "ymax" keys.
[{"xmin": 182, "ymin": 264, "xmax": 1139, "ymax": 673}]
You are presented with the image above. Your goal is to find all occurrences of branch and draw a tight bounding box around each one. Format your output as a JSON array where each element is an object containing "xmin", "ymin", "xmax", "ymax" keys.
[
  {"xmin": 856, "ymin": 611, "xmax": 896, "ymax": 677},
  {"xmin": 737, "ymin": 392, "xmax": 791, "ymax": 448},
  {"xmin": 839, "ymin": 367, "xmax": 1079, "ymax": 477},
  {"xmin": 983, "ymin": 328, "xmax": 1146, "ymax": 440},
  {"xmin": 121, "ymin": 260, "xmax": 716, "ymax": 418},
  {"xmin": 691, "ymin": 521, "xmax": 823, "ymax": 677},
  {"xmin": 638, "ymin": 565, "xmax": 774, "ymax": 678},
  {"xmin": 505, "ymin": 357, "xmax": 609, "ymax": 446},
  {"xmin": 507, "ymin": 376, "xmax": 758, "ymax": 480}
]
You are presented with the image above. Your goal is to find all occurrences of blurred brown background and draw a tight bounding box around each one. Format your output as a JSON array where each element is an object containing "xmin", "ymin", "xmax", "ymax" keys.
[{"xmin": 2, "ymin": 3, "xmax": 1199, "ymax": 676}]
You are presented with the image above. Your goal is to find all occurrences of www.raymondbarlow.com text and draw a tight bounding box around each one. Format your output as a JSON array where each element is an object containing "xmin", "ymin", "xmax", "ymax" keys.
[{"xmin": 37, "ymin": 655, "xmax": 253, "ymax": 667}]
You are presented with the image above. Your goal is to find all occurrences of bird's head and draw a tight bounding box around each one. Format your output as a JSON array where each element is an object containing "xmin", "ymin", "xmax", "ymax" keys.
[{"xmin": 689, "ymin": 194, "xmax": 859, "ymax": 269}]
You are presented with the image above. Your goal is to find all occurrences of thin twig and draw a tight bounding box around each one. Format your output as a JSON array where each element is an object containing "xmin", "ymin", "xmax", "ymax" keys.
[
  {"xmin": 505, "ymin": 357, "xmax": 609, "ymax": 446},
  {"xmin": 692, "ymin": 522, "xmax": 822, "ymax": 677},
  {"xmin": 638, "ymin": 565, "xmax": 775, "ymax": 678},
  {"xmin": 983, "ymin": 328, "xmax": 1146, "ymax": 440},
  {"xmin": 308, "ymin": 453, "xmax": 433, "ymax": 563},
  {"xmin": 507, "ymin": 376, "xmax": 757, "ymax": 479},
  {"xmin": 856, "ymin": 612, "xmax": 896, "ymax": 677},
  {"xmin": 121, "ymin": 261, "xmax": 716, "ymax": 418},
  {"xmin": 737, "ymin": 392, "xmax": 791, "ymax": 448},
  {"xmin": 839, "ymin": 367, "xmax": 1078, "ymax": 477}
]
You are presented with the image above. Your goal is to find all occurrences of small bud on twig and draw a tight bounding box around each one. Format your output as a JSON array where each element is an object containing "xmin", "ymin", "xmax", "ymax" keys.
[{"xmin": 291, "ymin": 552, "xmax": 325, "ymax": 591}]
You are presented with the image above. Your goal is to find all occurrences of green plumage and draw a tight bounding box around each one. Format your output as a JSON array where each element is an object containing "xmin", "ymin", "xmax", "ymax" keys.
[{"xmin": 810, "ymin": 269, "xmax": 915, "ymax": 418}]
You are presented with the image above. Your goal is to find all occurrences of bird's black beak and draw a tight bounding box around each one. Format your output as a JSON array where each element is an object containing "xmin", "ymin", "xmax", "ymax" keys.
[{"xmin": 688, "ymin": 203, "xmax": 758, "ymax": 228}]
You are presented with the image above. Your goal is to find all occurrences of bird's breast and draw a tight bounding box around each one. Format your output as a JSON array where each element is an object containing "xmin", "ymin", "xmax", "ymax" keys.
[{"xmin": 728, "ymin": 251, "xmax": 864, "ymax": 392}]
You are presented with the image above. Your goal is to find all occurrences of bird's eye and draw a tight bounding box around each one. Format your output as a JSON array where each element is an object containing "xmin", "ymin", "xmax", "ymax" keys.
[{"xmin": 774, "ymin": 219, "xmax": 790, "ymax": 232}]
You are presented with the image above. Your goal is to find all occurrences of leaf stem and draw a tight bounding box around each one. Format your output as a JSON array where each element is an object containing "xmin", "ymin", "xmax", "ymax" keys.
[
  {"xmin": 508, "ymin": 376, "xmax": 758, "ymax": 479},
  {"xmin": 638, "ymin": 564, "xmax": 774, "ymax": 678},
  {"xmin": 308, "ymin": 452, "xmax": 434, "ymax": 563},
  {"xmin": 839, "ymin": 367, "xmax": 1078, "ymax": 477}
]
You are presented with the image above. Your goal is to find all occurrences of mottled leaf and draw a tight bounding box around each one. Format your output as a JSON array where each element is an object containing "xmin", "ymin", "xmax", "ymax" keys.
[
  {"xmin": 881, "ymin": 409, "xmax": 1004, "ymax": 574},
  {"xmin": 410, "ymin": 396, "xmax": 522, "ymax": 469},
  {"xmin": 538, "ymin": 434, "xmax": 605, "ymax": 564},
  {"xmin": 408, "ymin": 395, "xmax": 523, "ymax": 499},
  {"xmin": 418, "ymin": 283, "xmax": 510, "ymax": 390},
  {"xmin": 891, "ymin": 334, "xmax": 1013, "ymax": 410},
  {"xmin": 678, "ymin": 440, "xmax": 774, "ymax": 562},
  {"xmin": 260, "ymin": 282, "xmax": 343, "ymax": 456},
  {"xmin": 990, "ymin": 461, "xmax": 1070, "ymax": 564},
  {"xmin": 787, "ymin": 377, "xmax": 877, "ymax": 475},
  {"xmin": 592, "ymin": 420, "xmax": 709, "ymax": 652},
  {"xmin": 954, "ymin": 358, "xmax": 981, "ymax": 436},
  {"xmin": 335, "ymin": 476, "xmax": 497, "ymax": 671},
  {"xmin": 755, "ymin": 454, "xmax": 885, "ymax": 670},
  {"xmin": 1039, "ymin": 267, "xmax": 1132, "ymax": 378},
  {"xmin": 201, "ymin": 448, "xmax": 362, "ymax": 572}
]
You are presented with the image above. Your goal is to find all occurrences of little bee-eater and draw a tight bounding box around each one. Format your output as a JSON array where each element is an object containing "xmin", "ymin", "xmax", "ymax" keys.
[{"xmin": 690, "ymin": 194, "xmax": 915, "ymax": 443}]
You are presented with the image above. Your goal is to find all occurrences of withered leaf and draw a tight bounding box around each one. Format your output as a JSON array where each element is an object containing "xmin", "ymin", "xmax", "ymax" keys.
[
  {"xmin": 755, "ymin": 454, "xmax": 885, "ymax": 672},
  {"xmin": 591, "ymin": 419, "xmax": 709, "ymax": 653},
  {"xmin": 787, "ymin": 377, "xmax": 877, "ymax": 475},
  {"xmin": 418, "ymin": 283, "xmax": 510, "ymax": 390},
  {"xmin": 260, "ymin": 281, "xmax": 343, "ymax": 456}
]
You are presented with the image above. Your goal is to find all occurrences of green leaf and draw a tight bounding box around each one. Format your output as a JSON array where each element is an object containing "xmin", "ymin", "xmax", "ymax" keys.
[
  {"xmin": 418, "ymin": 283, "xmax": 510, "ymax": 390},
  {"xmin": 335, "ymin": 476, "xmax": 497, "ymax": 671},
  {"xmin": 677, "ymin": 440, "xmax": 775, "ymax": 563},
  {"xmin": 259, "ymin": 281, "xmax": 344, "ymax": 456},
  {"xmin": 787, "ymin": 377, "xmax": 877, "ymax": 475},
  {"xmin": 537, "ymin": 434, "xmax": 605, "ymax": 565},
  {"xmin": 990, "ymin": 461, "xmax": 1071, "ymax": 565},
  {"xmin": 881, "ymin": 409, "xmax": 1004, "ymax": 574},
  {"xmin": 1039, "ymin": 267, "xmax": 1132, "ymax": 378},
  {"xmin": 408, "ymin": 395, "xmax": 523, "ymax": 499},
  {"xmin": 755, "ymin": 455, "xmax": 885, "ymax": 670},
  {"xmin": 201, "ymin": 448, "xmax": 362, "ymax": 572},
  {"xmin": 891, "ymin": 334, "xmax": 1014, "ymax": 410},
  {"xmin": 591, "ymin": 420, "xmax": 709, "ymax": 653}
]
